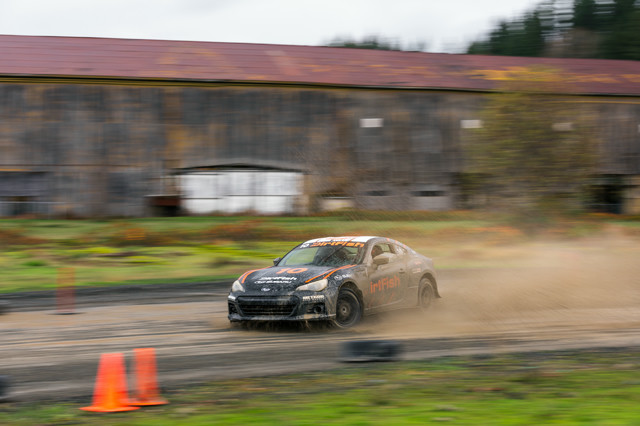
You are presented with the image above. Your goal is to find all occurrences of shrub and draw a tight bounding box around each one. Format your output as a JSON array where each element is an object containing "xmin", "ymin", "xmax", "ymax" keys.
[{"xmin": 21, "ymin": 259, "xmax": 48, "ymax": 267}]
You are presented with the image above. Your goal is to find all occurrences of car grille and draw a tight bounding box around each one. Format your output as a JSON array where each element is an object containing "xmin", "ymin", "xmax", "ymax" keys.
[{"xmin": 236, "ymin": 296, "xmax": 299, "ymax": 317}]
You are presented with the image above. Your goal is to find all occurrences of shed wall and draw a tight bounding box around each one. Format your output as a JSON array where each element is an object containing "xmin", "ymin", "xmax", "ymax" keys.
[{"xmin": 0, "ymin": 81, "xmax": 638, "ymax": 216}]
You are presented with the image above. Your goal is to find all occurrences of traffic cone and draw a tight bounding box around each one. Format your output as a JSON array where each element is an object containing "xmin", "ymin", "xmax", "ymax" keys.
[
  {"xmin": 129, "ymin": 348, "xmax": 168, "ymax": 406},
  {"xmin": 80, "ymin": 352, "xmax": 139, "ymax": 412}
]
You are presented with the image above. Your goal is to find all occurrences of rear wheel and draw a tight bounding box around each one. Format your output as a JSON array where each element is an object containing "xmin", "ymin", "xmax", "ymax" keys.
[
  {"xmin": 332, "ymin": 288, "xmax": 362, "ymax": 328},
  {"xmin": 419, "ymin": 278, "xmax": 435, "ymax": 309}
]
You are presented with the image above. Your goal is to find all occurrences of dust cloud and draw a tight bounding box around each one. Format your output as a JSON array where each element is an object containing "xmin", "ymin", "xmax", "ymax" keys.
[{"xmin": 370, "ymin": 235, "xmax": 640, "ymax": 339}]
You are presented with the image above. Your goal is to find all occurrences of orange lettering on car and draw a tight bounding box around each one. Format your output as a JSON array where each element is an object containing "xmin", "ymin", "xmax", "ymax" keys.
[
  {"xmin": 369, "ymin": 275, "xmax": 400, "ymax": 294},
  {"xmin": 277, "ymin": 267, "xmax": 308, "ymax": 274},
  {"xmin": 310, "ymin": 241, "xmax": 363, "ymax": 248}
]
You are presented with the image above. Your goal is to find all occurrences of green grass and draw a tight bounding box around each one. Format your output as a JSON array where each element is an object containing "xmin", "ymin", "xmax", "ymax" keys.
[
  {"xmin": 0, "ymin": 216, "xmax": 489, "ymax": 293},
  {"xmin": 1, "ymin": 213, "xmax": 639, "ymax": 293},
  {"xmin": 1, "ymin": 349, "xmax": 640, "ymax": 424}
]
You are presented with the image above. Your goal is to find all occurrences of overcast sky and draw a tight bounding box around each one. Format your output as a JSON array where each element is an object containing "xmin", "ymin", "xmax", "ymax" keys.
[{"xmin": 0, "ymin": 0, "xmax": 542, "ymax": 53}]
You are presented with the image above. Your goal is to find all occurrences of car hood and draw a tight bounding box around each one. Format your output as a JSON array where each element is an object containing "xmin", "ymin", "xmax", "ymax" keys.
[{"xmin": 238, "ymin": 265, "xmax": 355, "ymax": 292}]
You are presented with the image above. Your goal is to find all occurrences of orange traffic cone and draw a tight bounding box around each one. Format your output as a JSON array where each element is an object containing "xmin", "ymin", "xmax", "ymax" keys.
[
  {"xmin": 80, "ymin": 352, "xmax": 139, "ymax": 412},
  {"xmin": 129, "ymin": 348, "xmax": 168, "ymax": 406}
]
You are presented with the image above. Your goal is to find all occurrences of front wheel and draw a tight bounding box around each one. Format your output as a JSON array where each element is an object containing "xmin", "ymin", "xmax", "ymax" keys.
[
  {"xmin": 418, "ymin": 278, "xmax": 435, "ymax": 310},
  {"xmin": 332, "ymin": 288, "xmax": 362, "ymax": 328}
]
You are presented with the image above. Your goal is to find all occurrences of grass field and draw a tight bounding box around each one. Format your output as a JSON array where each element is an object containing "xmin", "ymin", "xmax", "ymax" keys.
[
  {"xmin": 1, "ymin": 213, "xmax": 639, "ymax": 293},
  {"xmin": 2, "ymin": 213, "xmax": 640, "ymax": 424},
  {"xmin": 1, "ymin": 348, "xmax": 639, "ymax": 425}
]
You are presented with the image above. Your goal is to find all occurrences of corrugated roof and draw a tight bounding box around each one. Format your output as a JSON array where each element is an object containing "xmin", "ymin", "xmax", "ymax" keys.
[{"xmin": 0, "ymin": 34, "xmax": 639, "ymax": 96}]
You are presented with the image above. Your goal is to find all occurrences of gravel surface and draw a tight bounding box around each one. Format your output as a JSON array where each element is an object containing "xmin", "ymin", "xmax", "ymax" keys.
[{"xmin": 2, "ymin": 269, "xmax": 640, "ymax": 403}]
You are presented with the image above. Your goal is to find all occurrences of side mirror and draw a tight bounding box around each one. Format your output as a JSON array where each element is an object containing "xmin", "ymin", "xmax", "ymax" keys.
[
  {"xmin": 273, "ymin": 257, "xmax": 282, "ymax": 266},
  {"xmin": 373, "ymin": 253, "xmax": 392, "ymax": 265}
]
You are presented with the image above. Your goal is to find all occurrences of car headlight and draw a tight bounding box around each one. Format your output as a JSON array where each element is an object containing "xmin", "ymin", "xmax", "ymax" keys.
[
  {"xmin": 231, "ymin": 280, "xmax": 245, "ymax": 293},
  {"xmin": 296, "ymin": 279, "xmax": 328, "ymax": 292}
]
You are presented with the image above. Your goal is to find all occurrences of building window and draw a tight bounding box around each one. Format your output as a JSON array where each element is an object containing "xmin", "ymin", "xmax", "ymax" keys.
[
  {"xmin": 461, "ymin": 119, "xmax": 483, "ymax": 129},
  {"xmin": 360, "ymin": 118, "xmax": 384, "ymax": 128},
  {"xmin": 412, "ymin": 190, "xmax": 446, "ymax": 197},
  {"xmin": 552, "ymin": 122, "xmax": 573, "ymax": 131},
  {"xmin": 364, "ymin": 190, "xmax": 389, "ymax": 196}
]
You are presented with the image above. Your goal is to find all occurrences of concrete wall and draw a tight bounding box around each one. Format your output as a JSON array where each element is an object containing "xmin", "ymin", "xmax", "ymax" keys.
[{"xmin": 0, "ymin": 81, "xmax": 638, "ymax": 216}]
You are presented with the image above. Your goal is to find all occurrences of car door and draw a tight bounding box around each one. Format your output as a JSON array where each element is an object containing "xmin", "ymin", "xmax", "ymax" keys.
[
  {"xmin": 366, "ymin": 242, "xmax": 407, "ymax": 310},
  {"xmin": 390, "ymin": 243, "xmax": 413, "ymax": 305}
]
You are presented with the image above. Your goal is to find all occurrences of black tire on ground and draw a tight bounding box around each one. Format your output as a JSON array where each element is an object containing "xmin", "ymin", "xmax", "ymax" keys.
[
  {"xmin": 340, "ymin": 340, "xmax": 403, "ymax": 362},
  {"xmin": 0, "ymin": 375, "xmax": 9, "ymax": 400},
  {"xmin": 332, "ymin": 288, "xmax": 362, "ymax": 329},
  {"xmin": 418, "ymin": 278, "xmax": 435, "ymax": 309}
]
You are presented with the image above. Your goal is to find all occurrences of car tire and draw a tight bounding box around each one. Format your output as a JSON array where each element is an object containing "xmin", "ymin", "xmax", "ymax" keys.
[
  {"xmin": 418, "ymin": 278, "xmax": 435, "ymax": 309},
  {"xmin": 0, "ymin": 375, "xmax": 9, "ymax": 401},
  {"xmin": 332, "ymin": 288, "xmax": 362, "ymax": 329}
]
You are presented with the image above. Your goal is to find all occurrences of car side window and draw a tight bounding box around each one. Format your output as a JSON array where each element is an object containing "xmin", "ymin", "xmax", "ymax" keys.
[
  {"xmin": 394, "ymin": 245, "xmax": 406, "ymax": 256},
  {"xmin": 371, "ymin": 243, "xmax": 397, "ymax": 262}
]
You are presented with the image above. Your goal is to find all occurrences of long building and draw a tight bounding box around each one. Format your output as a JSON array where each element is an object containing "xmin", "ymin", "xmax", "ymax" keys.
[{"xmin": 0, "ymin": 35, "xmax": 639, "ymax": 217}]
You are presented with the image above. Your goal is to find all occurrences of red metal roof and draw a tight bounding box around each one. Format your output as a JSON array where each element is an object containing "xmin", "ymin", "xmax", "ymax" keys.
[{"xmin": 0, "ymin": 34, "xmax": 639, "ymax": 96}]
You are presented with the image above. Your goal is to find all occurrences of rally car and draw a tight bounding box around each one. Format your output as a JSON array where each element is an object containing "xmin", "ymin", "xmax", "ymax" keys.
[{"xmin": 227, "ymin": 236, "xmax": 439, "ymax": 328}]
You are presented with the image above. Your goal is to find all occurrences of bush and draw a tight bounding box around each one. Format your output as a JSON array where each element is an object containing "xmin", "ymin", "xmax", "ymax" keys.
[
  {"xmin": 0, "ymin": 228, "xmax": 45, "ymax": 246},
  {"xmin": 21, "ymin": 259, "xmax": 48, "ymax": 267},
  {"xmin": 204, "ymin": 220, "xmax": 318, "ymax": 242}
]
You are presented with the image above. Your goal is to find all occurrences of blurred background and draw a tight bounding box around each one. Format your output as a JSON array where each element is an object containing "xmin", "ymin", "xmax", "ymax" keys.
[
  {"xmin": 0, "ymin": 1, "xmax": 638, "ymax": 221},
  {"xmin": 1, "ymin": 4, "xmax": 640, "ymax": 420}
]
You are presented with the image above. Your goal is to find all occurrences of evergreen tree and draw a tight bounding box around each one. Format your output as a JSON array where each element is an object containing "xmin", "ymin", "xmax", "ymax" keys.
[
  {"xmin": 573, "ymin": 0, "xmax": 599, "ymax": 30},
  {"xmin": 325, "ymin": 35, "xmax": 402, "ymax": 51},
  {"xmin": 466, "ymin": 0, "xmax": 640, "ymax": 60},
  {"xmin": 603, "ymin": 6, "xmax": 640, "ymax": 60},
  {"xmin": 521, "ymin": 11, "xmax": 546, "ymax": 56}
]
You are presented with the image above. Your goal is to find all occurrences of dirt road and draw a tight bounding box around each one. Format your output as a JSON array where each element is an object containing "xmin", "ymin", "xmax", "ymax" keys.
[{"xmin": 3, "ymin": 259, "xmax": 640, "ymax": 402}]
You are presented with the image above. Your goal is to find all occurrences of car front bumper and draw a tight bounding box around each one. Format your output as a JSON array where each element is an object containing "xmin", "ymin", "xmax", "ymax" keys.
[{"xmin": 227, "ymin": 292, "xmax": 336, "ymax": 322}]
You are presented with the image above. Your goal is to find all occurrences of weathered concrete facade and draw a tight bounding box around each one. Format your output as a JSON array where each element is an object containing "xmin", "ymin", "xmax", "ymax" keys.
[
  {"xmin": 0, "ymin": 35, "xmax": 639, "ymax": 216},
  {"xmin": 1, "ymin": 81, "xmax": 639, "ymax": 216},
  {"xmin": 0, "ymin": 82, "xmax": 487, "ymax": 216}
]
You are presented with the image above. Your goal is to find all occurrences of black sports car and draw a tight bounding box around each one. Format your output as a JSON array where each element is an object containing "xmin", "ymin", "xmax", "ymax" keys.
[{"xmin": 227, "ymin": 236, "xmax": 439, "ymax": 328}]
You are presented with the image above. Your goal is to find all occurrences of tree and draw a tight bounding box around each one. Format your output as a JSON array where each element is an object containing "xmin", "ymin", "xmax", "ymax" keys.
[
  {"xmin": 573, "ymin": 0, "xmax": 599, "ymax": 30},
  {"xmin": 520, "ymin": 11, "xmax": 546, "ymax": 56},
  {"xmin": 464, "ymin": 67, "xmax": 597, "ymax": 220},
  {"xmin": 466, "ymin": 4, "xmax": 554, "ymax": 57},
  {"xmin": 324, "ymin": 35, "xmax": 429, "ymax": 52},
  {"xmin": 325, "ymin": 35, "xmax": 402, "ymax": 51},
  {"xmin": 466, "ymin": 0, "xmax": 640, "ymax": 60},
  {"xmin": 602, "ymin": 6, "xmax": 640, "ymax": 60}
]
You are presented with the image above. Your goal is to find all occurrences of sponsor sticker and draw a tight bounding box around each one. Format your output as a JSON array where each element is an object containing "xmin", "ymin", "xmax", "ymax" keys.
[
  {"xmin": 370, "ymin": 275, "xmax": 401, "ymax": 294},
  {"xmin": 255, "ymin": 276, "xmax": 297, "ymax": 284},
  {"xmin": 309, "ymin": 241, "xmax": 364, "ymax": 248}
]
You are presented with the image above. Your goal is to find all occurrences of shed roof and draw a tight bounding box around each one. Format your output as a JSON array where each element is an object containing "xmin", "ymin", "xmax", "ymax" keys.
[{"xmin": 0, "ymin": 34, "xmax": 639, "ymax": 96}]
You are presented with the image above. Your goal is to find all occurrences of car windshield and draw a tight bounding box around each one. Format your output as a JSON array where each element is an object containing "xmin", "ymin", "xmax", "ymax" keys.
[{"xmin": 279, "ymin": 244, "xmax": 363, "ymax": 267}]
